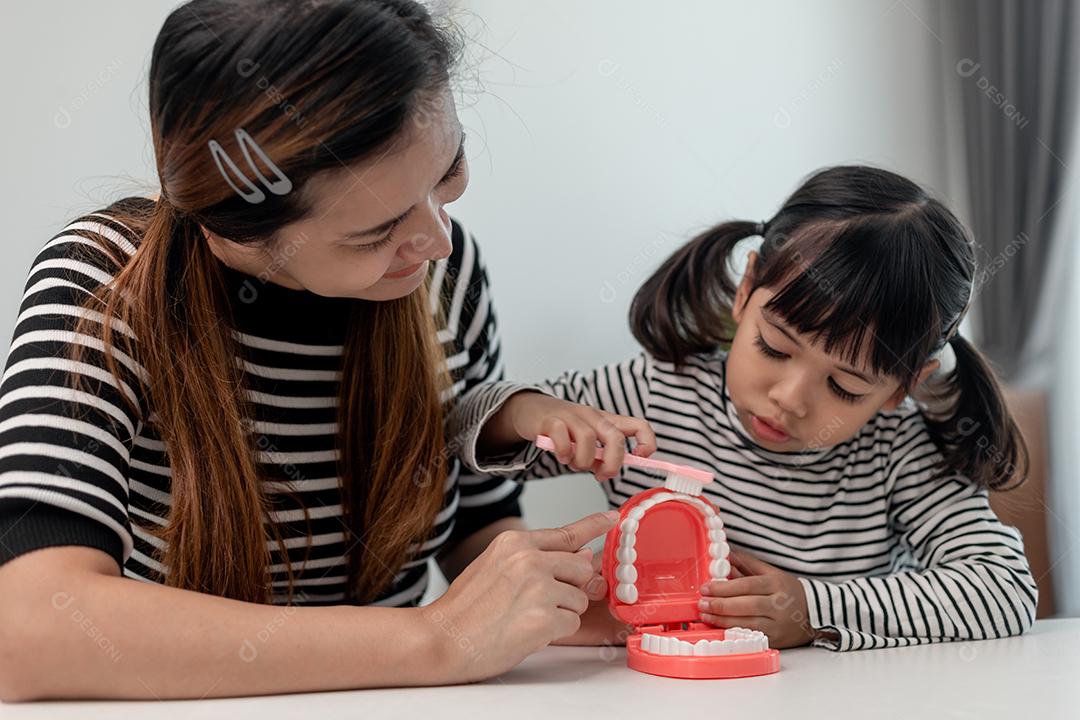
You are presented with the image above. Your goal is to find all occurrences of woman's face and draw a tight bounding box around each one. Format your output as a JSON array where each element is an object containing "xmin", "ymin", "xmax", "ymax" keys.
[
  {"xmin": 207, "ymin": 92, "xmax": 468, "ymax": 302},
  {"xmin": 726, "ymin": 252, "xmax": 937, "ymax": 452}
]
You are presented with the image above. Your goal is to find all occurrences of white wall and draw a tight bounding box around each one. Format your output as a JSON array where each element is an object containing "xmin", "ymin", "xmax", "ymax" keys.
[
  {"xmin": 0, "ymin": 1, "xmax": 166, "ymax": 320},
  {"xmin": 1, "ymin": 1, "xmax": 950, "ymax": 530}
]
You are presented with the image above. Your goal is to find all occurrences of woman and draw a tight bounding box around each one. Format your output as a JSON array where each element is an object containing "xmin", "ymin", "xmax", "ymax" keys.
[{"xmin": 0, "ymin": 0, "xmax": 648, "ymax": 700}]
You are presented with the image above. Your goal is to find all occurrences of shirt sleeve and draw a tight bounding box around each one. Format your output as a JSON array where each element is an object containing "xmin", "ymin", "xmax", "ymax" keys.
[
  {"xmin": 446, "ymin": 351, "xmax": 652, "ymax": 483},
  {"xmin": 0, "ymin": 215, "xmax": 145, "ymax": 571},
  {"xmin": 438, "ymin": 221, "xmax": 525, "ymax": 546},
  {"xmin": 798, "ymin": 412, "xmax": 1038, "ymax": 650}
]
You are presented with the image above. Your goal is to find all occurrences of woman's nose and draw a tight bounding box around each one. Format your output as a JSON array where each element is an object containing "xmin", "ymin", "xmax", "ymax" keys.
[{"xmin": 399, "ymin": 206, "xmax": 452, "ymax": 262}]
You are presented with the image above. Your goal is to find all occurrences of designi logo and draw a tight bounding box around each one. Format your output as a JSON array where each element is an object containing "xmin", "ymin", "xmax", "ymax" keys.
[{"xmin": 208, "ymin": 128, "xmax": 293, "ymax": 204}]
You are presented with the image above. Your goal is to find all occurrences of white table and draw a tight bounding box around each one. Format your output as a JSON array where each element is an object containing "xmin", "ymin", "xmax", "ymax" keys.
[{"xmin": 3, "ymin": 618, "xmax": 1078, "ymax": 719}]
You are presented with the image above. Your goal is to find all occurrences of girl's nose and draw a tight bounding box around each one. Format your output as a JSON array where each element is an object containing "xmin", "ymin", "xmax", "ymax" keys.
[{"xmin": 768, "ymin": 373, "xmax": 810, "ymax": 419}]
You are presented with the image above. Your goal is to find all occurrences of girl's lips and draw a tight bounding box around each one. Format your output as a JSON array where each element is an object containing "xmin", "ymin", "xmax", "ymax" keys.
[
  {"xmin": 750, "ymin": 414, "xmax": 791, "ymax": 444},
  {"xmin": 383, "ymin": 260, "xmax": 426, "ymax": 280}
]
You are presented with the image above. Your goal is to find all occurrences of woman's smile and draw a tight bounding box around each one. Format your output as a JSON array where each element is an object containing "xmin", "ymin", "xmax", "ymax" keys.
[{"xmin": 382, "ymin": 259, "xmax": 427, "ymax": 280}]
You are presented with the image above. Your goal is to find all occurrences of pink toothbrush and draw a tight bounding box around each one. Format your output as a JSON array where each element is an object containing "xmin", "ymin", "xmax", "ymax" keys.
[{"xmin": 534, "ymin": 434, "xmax": 714, "ymax": 494}]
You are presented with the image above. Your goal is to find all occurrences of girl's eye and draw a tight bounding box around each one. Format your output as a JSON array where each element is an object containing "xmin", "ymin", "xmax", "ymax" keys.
[
  {"xmin": 754, "ymin": 333, "xmax": 789, "ymax": 360},
  {"xmin": 828, "ymin": 377, "xmax": 864, "ymax": 404},
  {"xmin": 755, "ymin": 331, "xmax": 865, "ymax": 403}
]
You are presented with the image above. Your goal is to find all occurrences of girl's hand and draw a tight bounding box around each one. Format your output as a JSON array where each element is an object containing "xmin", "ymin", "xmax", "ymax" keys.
[
  {"xmin": 697, "ymin": 550, "xmax": 816, "ymax": 649},
  {"xmin": 421, "ymin": 511, "xmax": 619, "ymax": 683},
  {"xmin": 501, "ymin": 392, "xmax": 657, "ymax": 482}
]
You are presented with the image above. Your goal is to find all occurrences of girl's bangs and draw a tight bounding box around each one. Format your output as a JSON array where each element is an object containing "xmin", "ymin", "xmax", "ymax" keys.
[{"xmin": 756, "ymin": 219, "xmax": 943, "ymax": 388}]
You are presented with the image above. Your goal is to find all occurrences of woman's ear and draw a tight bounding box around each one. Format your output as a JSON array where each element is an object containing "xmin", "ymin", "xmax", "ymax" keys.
[
  {"xmin": 881, "ymin": 359, "xmax": 941, "ymax": 411},
  {"xmin": 732, "ymin": 250, "xmax": 758, "ymax": 324}
]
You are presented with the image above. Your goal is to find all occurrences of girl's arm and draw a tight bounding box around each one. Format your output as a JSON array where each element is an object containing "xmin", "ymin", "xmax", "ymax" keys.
[
  {"xmin": 447, "ymin": 354, "xmax": 656, "ymax": 483},
  {"xmin": 797, "ymin": 425, "xmax": 1037, "ymax": 650}
]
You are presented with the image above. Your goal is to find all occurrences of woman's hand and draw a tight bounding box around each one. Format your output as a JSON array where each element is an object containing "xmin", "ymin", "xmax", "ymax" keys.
[
  {"xmin": 496, "ymin": 392, "xmax": 657, "ymax": 482},
  {"xmin": 551, "ymin": 541, "xmax": 633, "ymax": 646},
  {"xmin": 696, "ymin": 550, "xmax": 816, "ymax": 649},
  {"xmin": 550, "ymin": 597, "xmax": 633, "ymax": 647},
  {"xmin": 421, "ymin": 510, "xmax": 620, "ymax": 683}
]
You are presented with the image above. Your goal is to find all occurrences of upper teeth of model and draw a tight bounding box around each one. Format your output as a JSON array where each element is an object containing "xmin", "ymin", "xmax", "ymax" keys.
[
  {"xmin": 640, "ymin": 627, "xmax": 769, "ymax": 656},
  {"xmin": 614, "ymin": 491, "xmax": 729, "ymax": 605}
]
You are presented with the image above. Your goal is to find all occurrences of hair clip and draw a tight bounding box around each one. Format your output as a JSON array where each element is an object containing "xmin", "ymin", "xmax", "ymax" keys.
[{"xmin": 208, "ymin": 127, "xmax": 293, "ymax": 204}]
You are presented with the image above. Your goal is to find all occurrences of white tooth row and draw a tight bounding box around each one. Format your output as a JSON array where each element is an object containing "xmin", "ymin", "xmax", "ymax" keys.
[
  {"xmin": 640, "ymin": 627, "xmax": 769, "ymax": 656},
  {"xmin": 614, "ymin": 493, "xmax": 730, "ymax": 605}
]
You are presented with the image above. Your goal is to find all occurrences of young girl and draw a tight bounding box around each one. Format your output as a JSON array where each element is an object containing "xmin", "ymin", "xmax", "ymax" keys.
[{"xmin": 450, "ymin": 165, "xmax": 1037, "ymax": 651}]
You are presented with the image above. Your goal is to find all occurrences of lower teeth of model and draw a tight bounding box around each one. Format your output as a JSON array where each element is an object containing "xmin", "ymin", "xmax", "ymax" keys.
[{"xmin": 640, "ymin": 627, "xmax": 768, "ymax": 656}]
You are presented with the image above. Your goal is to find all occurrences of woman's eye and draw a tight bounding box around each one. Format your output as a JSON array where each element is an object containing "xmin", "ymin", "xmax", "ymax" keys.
[
  {"xmin": 754, "ymin": 333, "xmax": 788, "ymax": 360},
  {"xmin": 438, "ymin": 154, "xmax": 466, "ymax": 185},
  {"xmin": 348, "ymin": 223, "xmax": 400, "ymax": 252},
  {"xmin": 828, "ymin": 378, "xmax": 863, "ymax": 404}
]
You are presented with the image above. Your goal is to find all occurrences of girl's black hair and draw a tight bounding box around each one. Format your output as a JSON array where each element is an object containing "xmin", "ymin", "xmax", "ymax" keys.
[{"xmin": 630, "ymin": 165, "xmax": 1028, "ymax": 490}]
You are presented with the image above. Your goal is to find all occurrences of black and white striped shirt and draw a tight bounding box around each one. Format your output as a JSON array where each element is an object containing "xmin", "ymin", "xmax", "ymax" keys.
[
  {"xmin": 0, "ymin": 197, "xmax": 521, "ymax": 607},
  {"xmin": 449, "ymin": 351, "xmax": 1037, "ymax": 650}
]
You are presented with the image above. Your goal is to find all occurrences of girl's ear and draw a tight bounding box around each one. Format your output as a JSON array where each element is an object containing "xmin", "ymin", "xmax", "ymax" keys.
[
  {"xmin": 732, "ymin": 250, "xmax": 758, "ymax": 324},
  {"xmin": 881, "ymin": 359, "xmax": 941, "ymax": 411}
]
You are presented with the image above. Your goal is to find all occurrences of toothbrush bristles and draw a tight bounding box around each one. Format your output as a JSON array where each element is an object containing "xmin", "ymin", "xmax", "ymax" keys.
[{"xmin": 664, "ymin": 474, "xmax": 704, "ymax": 496}]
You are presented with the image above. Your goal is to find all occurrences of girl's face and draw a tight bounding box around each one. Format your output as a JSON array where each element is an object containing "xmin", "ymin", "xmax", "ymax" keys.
[
  {"xmin": 726, "ymin": 251, "xmax": 938, "ymax": 452},
  {"xmin": 205, "ymin": 91, "xmax": 467, "ymax": 302}
]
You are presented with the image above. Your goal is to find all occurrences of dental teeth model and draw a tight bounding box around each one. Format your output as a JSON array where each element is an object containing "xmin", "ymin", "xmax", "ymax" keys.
[
  {"xmin": 533, "ymin": 435, "xmax": 728, "ymax": 606},
  {"xmin": 640, "ymin": 627, "xmax": 769, "ymax": 656},
  {"xmin": 533, "ymin": 434, "xmax": 781, "ymax": 680},
  {"xmin": 614, "ymin": 494, "xmax": 729, "ymax": 605}
]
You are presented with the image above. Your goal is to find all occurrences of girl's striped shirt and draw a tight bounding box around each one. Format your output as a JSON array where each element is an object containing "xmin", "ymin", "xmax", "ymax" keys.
[
  {"xmin": 0, "ymin": 197, "xmax": 521, "ymax": 607},
  {"xmin": 449, "ymin": 351, "xmax": 1037, "ymax": 650}
]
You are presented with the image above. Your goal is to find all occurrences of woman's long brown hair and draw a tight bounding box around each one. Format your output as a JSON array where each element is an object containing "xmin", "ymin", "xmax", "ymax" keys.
[{"xmin": 65, "ymin": 0, "xmax": 459, "ymax": 603}]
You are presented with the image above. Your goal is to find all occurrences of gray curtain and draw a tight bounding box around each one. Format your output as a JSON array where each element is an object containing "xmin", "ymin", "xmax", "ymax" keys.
[{"xmin": 945, "ymin": 0, "xmax": 1078, "ymax": 380}]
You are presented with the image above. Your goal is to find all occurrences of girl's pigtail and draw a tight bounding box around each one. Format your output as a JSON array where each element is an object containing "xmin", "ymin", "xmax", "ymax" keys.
[
  {"xmin": 923, "ymin": 335, "xmax": 1029, "ymax": 490},
  {"xmin": 629, "ymin": 220, "xmax": 759, "ymax": 365}
]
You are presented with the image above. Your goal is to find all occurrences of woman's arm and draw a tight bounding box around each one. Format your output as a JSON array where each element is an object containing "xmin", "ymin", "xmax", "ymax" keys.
[
  {"xmin": 438, "ymin": 515, "xmax": 525, "ymax": 582},
  {"xmin": 0, "ymin": 546, "xmax": 444, "ymax": 701},
  {"xmin": 1, "ymin": 509, "xmax": 620, "ymax": 701},
  {"xmin": 439, "ymin": 516, "xmax": 626, "ymax": 647}
]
